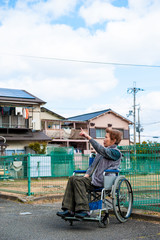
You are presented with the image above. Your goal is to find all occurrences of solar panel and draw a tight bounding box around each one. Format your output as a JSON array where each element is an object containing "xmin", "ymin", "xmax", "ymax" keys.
[{"xmin": 0, "ymin": 88, "xmax": 35, "ymax": 99}]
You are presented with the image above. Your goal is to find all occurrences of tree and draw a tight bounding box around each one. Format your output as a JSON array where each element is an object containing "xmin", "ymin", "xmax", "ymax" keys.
[{"xmin": 29, "ymin": 142, "xmax": 47, "ymax": 154}]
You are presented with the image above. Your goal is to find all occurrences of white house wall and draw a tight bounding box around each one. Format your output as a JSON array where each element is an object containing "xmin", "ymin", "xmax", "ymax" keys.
[
  {"xmin": 6, "ymin": 141, "xmax": 33, "ymax": 151},
  {"xmin": 40, "ymin": 111, "xmax": 61, "ymax": 120},
  {"xmin": 29, "ymin": 106, "xmax": 41, "ymax": 130}
]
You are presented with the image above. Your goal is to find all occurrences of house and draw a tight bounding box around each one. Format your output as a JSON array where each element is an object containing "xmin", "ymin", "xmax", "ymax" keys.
[
  {"xmin": 41, "ymin": 110, "xmax": 89, "ymax": 152},
  {"xmin": 41, "ymin": 108, "xmax": 132, "ymax": 153},
  {"xmin": 0, "ymin": 87, "xmax": 51, "ymax": 155},
  {"xmin": 41, "ymin": 107, "xmax": 65, "ymax": 130}
]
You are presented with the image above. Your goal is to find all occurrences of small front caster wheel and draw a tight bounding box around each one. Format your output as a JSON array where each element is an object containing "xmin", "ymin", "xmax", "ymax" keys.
[
  {"xmin": 98, "ymin": 217, "xmax": 109, "ymax": 228},
  {"xmin": 69, "ymin": 220, "xmax": 73, "ymax": 226}
]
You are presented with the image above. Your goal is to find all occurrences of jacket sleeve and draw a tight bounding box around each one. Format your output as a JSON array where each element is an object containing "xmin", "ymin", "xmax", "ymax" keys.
[{"xmin": 89, "ymin": 138, "xmax": 121, "ymax": 161}]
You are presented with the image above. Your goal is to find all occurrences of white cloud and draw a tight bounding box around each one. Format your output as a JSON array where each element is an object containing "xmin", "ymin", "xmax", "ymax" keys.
[
  {"xmin": 78, "ymin": 0, "xmax": 160, "ymax": 62},
  {"xmin": 14, "ymin": 0, "xmax": 78, "ymax": 21},
  {"xmin": 0, "ymin": 3, "xmax": 119, "ymax": 104},
  {"xmin": 129, "ymin": 91, "xmax": 160, "ymax": 142},
  {"xmin": 0, "ymin": 61, "xmax": 117, "ymax": 103},
  {"xmin": 79, "ymin": 0, "xmax": 160, "ymax": 25},
  {"xmin": 128, "ymin": 0, "xmax": 159, "ymax": 12},
  {"xmin": 38, "ymin": 0, "xmax": 78, "ymax": 19},
  {"xmin": 0, "ymin": 55, "xmax": 29, "ymax": 75},
  {"xmin": 141, "ymin": 91, "xmax": 160, "ymax": 110},
  {"xmin": 79, "ymin": 1, "xmax": 129, "ymax": 25}
]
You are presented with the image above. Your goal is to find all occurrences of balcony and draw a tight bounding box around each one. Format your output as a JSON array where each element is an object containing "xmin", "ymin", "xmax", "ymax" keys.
[
  {"xmin": 0, "ymin": 115, "xmax": 29, "ymax": 129},
  {"xmin": 44, "ymin": 128, "xmax": 88, "ymax": 140},
  {"xmin": 42, "ymin": 119, "xmax": 88, "ymax": 140}
]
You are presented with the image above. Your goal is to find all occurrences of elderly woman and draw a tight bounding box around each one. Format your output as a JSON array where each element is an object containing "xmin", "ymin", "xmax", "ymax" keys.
[{"xmin": 57, "ymin": 127, "xmax": 122, "ymax": 218}]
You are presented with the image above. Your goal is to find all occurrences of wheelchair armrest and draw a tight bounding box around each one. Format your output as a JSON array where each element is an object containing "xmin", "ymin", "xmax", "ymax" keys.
[
  {"xmin": 104, "ymin": 169, "xmax": 119, "ymax": 176},
  {"xmin": 73, "ymin": 170, "xmax": 86, "ymax": 175}
]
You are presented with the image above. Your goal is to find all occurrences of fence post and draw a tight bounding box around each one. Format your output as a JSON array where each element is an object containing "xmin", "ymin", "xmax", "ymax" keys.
[
  {"xmin": 4, "ymin": 159, "xmax": 6, "ymax": 179},
  {"xmin": 27, "ymin": 153, "xmax": 31, "ymax": 196}
]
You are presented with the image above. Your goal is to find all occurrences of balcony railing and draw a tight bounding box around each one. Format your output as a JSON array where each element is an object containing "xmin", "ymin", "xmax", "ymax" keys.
[
  {"xmin": 44, "ymin": 129, "xmax": 88, "ymax": 139},
  {"xmin": 0, "ymin": 123, "xmax": 28, "ymax": 128},
  {"xmin": 0, "ymin": 115, "xmax": 29, "ymax": 129}
]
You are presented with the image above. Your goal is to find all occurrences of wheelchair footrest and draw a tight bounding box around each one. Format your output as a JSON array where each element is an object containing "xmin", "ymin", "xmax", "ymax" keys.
[
  {"xmin": 64, "ymin": 216, "xmax": 101, "ymax": 223},
  {"xmin": 64, "ymin": 216, "xmax": 81, "ymax": 221},
  {"xmin": 89, "ymin": 200, "xmax": 102, "ymax": 210}
]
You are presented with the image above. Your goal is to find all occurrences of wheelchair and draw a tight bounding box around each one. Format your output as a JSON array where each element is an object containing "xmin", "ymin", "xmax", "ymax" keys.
[{"xmin": 62, "ymin": 169, "xmax": 133, "ymax": 228}]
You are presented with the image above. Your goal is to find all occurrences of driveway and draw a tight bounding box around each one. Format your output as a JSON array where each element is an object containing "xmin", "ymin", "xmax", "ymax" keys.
[{"xmin": 0, "ymin": 198, "xmax": 160, "ymax": 240}]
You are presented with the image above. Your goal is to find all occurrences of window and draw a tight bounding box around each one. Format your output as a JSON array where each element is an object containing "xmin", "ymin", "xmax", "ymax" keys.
[
  {"xmin": 5, "ymin": 150, "xmax": 15, "ymax": 156},
  {"xmin": 16, "ymin": 150, "xmax": 25, "ymax": 154},
  {"xmin": 96, "ymin": 128, "xmax": 106, "ymax": 138},
  {"xmin": 47, "ymin": 121, "xmax": 60, "ymax": 129},
  {"xmin": 123, "ymin": 130, "xmax": 129, "ymax": 139},
  {"xmin": 89, "ymin": 128, "xmax": 96, "ymax": 138},
  {"xmin": 5, "ymin": 149, "xmax": 25, "ymax": 156}
]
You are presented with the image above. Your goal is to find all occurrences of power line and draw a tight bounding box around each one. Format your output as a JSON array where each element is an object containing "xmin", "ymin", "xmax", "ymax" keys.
[
  {"xmin": 142, "ymin": 121, "xmax": 160, "ymax": 126},
  {"xmin": 1, "ymin": 53, "xmax": 160, "ymax": 68},
  {"xmin": 141, "ymin": 135, "xmax": 160, "ymax": 138},
  {"xmin": 130, "ymin": 134, "xmax": 160, "ymax": 138}
]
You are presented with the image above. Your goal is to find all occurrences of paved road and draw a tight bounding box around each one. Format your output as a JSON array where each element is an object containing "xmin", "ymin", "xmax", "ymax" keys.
[{"xmin": 0, "ymin": 198, "xmax": 160, "ymax": 240}]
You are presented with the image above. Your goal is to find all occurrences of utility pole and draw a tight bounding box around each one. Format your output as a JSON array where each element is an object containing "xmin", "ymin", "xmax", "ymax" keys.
[
  {"xmin": 137, "ymin": 107, "xmax": 141, "ymax": 144},
  {"xmin": 137, "ymin": 106, "xmax": 144, "ymax": 144},
  {"xmin": 127, "ymin": 82, "xmax": 144, "ymax": 146}
]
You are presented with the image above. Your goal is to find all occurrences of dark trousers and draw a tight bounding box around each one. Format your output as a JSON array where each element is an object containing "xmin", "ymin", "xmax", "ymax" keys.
[{"xmin": 62, "ymin": 176, "xmax": 95, "ymax": 212}]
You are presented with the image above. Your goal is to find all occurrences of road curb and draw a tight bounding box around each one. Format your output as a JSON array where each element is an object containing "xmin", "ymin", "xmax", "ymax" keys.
[
  {"xmin": 0, "ymin": 193, "xmax": 63, "ymax": 203},
  {"xmin": 0, "ymin": 193, "xmax": 160, "ymax": 222},
  {"xmin": 109, "ymin": 209, "xmax": 160, "ymax": 222},
  {"xmin": 131, "ymin": 211, "xmax": 160, "ymax": 222},
  {"xmin": 0, "ymin": 193, "xmax": 25, "ymax": 203}
]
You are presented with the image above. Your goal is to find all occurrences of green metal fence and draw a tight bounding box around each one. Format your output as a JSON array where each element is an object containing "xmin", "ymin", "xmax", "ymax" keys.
[
  {"xmin": 0, "ymin": 151, "xmax": 89, "ymax": 197},
  {"xmin": 0, "ymin": 144, "xmax": 159, "ymax": 212},
  {"xmin": 119, "ymin": 144, "xmax": 160, "ymax": 212},
  {"xmin": 0, "ymin": 154, "xmax": 28, "ymax": 195}
]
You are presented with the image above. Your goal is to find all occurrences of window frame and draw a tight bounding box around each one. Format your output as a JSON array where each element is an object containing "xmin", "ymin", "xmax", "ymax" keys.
[{"xmin": 96, "ymin": 128, "xmax": 106, "ymax": 139}]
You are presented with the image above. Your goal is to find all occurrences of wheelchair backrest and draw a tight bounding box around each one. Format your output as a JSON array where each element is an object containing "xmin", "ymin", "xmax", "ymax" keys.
[
  {"xmin": 103, "ymin": 169, "xmax": 119, "ymax": 190},
  {"xmin": 89, "ymin": 154, "xmax": 120, "ymax": 190},
  {"xmin": 104, "ymin": 175, "xmax": 117, "ymax": 190}
]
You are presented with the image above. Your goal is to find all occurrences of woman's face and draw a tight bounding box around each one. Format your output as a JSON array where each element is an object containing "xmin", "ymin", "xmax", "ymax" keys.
[{"xmin": 103, "ymin": 133, "xmax": 116, "ymax": 147}]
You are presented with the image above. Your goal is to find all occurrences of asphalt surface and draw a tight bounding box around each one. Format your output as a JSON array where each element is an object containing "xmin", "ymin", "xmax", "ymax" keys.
[{"xmin": 0, "ymin": 198, "xmax": 160, "ymax": 240}]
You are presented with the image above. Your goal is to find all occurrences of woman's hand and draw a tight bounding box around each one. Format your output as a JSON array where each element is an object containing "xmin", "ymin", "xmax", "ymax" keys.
[
  {"xmin": 84, "ymin": 174, "xmax": 90, "ymax": 178},
  {"xmin": 79, "ymin": 128, "xmax": 91, "ymax": 140}
]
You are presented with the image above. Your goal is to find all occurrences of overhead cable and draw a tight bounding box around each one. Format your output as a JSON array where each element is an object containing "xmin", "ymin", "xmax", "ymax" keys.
[
  {"xmin": 1, "ymin": 53, "xmax": 160, "ymax": 68},
  {"xmin": 142, "ymin": 121, "xmax": 160, "ymax": 126}
]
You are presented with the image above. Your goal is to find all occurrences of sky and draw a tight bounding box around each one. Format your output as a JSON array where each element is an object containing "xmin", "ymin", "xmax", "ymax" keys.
[{"xmin": 0, "ymin": 0, "xmax": 160, "ymax": 143}]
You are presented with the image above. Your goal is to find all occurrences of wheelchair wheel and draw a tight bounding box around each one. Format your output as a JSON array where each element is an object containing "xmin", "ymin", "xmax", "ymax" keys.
[
  {"xmin": 112, "ymin": 176, "xmax": 133, "ymax": 223},
  {"xmin": 98, "ymin": 214, "xmax": 109, "ymax": 228}
]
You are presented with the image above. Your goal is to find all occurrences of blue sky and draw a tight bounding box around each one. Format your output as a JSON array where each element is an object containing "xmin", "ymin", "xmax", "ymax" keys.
[{"xmin": 0, "ymin": 0, "xmax": 160, "ymax": 142}]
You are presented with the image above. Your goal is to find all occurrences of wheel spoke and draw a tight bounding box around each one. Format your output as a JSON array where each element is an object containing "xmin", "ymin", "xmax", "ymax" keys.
[{"xmin": 112, "ymin": 176, "xmax": 133, "ymax": 223}]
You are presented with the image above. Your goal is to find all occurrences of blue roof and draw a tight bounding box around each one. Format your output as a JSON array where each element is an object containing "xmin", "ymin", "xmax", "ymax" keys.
[
  {"xmin": 0, "ymin": 88, "xmax": 35, "ymax": 99},
  {"xmin": 67, "ymin": 109, "xmax": 111, "ymax": 121}
]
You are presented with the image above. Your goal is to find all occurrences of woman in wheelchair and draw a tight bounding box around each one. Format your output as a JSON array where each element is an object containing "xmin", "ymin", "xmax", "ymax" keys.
[{"xmin": 57, "ymin": 127, "xmax": 122, "ymax": 220}]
